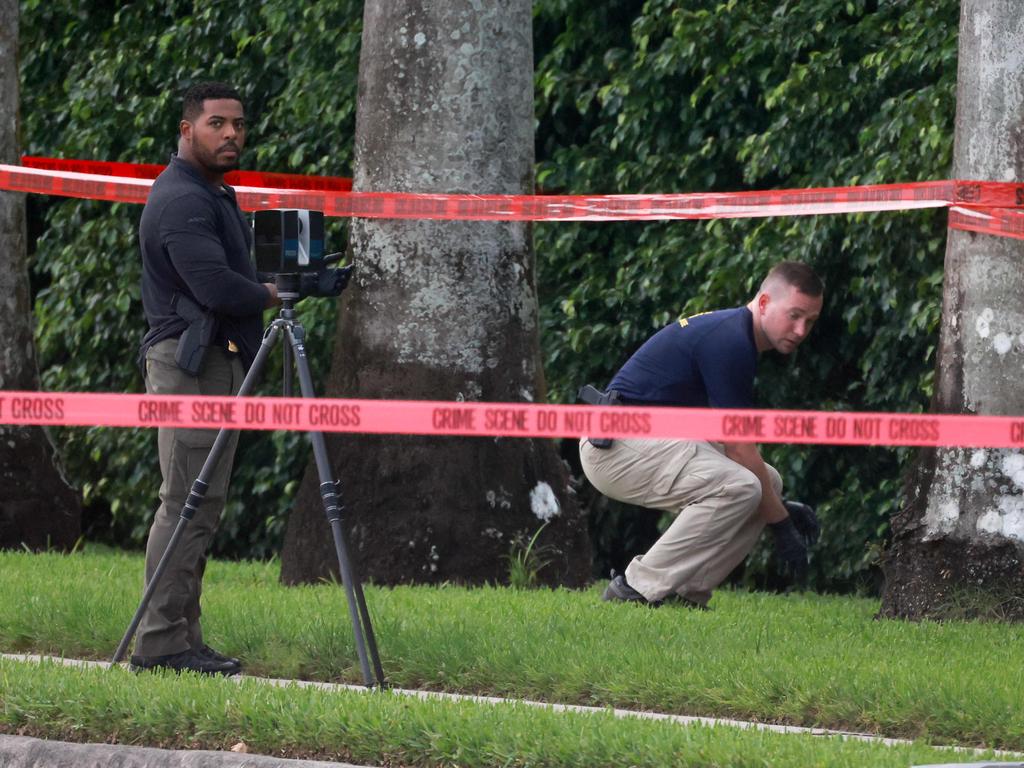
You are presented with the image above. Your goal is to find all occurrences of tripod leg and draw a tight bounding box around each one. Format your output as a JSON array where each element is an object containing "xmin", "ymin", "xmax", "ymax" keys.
[
  {"xmin": 112, "ymin": 327, "xmax": 283, "ymax": 665},
  {"xmin": 286, "ymin": 325, "xmax": 385, "ymax": 687},
  {"xmin": 334, "ymin": 478, "xmax": 386, "ymax": 685}
]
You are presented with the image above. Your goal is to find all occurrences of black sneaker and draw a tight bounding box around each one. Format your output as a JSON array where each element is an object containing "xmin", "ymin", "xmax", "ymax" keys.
[
  {"xmin": 129, "ymin": 648, "xmax": 239, "ymax": 676},
  {"xmin": 602, "ymin": 570, "xmax": 660, "ymax": 606},
  {"xmin": 197, "ymin": 644, "xmax": 242, "ymax": 673}
]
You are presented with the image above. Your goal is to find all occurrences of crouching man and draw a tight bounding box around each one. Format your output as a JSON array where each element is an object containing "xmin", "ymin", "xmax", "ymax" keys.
[{"xmin": 580, "ymin": 261, "xmax": 823, "ymax": 608}]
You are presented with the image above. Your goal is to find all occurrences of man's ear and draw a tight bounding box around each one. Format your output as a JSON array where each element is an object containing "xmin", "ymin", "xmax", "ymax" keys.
[
  {"xmin": 179, "ymin": 120, "xmax": 192, "ymax": 141},
  {"xmin": 758, "ymin": 292, "xmax": 770, "ymax": 312}
]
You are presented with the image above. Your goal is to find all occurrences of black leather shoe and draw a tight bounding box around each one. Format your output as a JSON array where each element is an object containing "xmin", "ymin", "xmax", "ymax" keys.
[
  {"xmin": 197, "ymin": 644, "xmax": 242, "ymax": 673},
  {"xmin": 129, "ymin": 648, "xmax": 239, "ymax": 676},
  {"xmin": 602, "ymin": 570, "xmax": 660, "ymax": 606}
]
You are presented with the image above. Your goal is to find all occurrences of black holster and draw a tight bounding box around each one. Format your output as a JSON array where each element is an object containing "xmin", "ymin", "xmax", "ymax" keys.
[
  {"xmin": 577, "ymin": 384, "xmax": 621, "ymax": 448},
  {"xmin": 172, "ymin": 293, "xmax": 218, "ymax": 376}
]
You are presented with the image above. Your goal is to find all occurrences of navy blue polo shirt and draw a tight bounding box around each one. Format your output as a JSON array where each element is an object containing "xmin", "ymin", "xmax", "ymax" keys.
[
  {"xmin": 139, "ymin": 155, "xmax": 269, "ymax": 370},
  {"xmin": 607, "ymin": 307, "xmax": 758, "ymax": 408}
]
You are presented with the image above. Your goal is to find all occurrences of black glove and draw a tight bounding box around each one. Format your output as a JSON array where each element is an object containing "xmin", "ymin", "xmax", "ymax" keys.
[
  {"xmin": 769, "ymin": 518, "xmax": 809, "ymax": 582},
  {"xmin": 298, "ymin": 265, "xmax": 353, "ymax": 299},
  {"xmin": 783, "ymin": 500, "xmax": 820, "ymax": 546}
]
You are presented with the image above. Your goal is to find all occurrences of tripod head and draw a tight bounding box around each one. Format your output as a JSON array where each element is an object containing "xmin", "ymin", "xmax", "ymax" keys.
[
  {"xmin": 275, "ymin": 256, "xmax": 353, "ymax": 317},
  {"xmin": 274, "ymin": 252, "xmax": 350, "ymax": 294}
]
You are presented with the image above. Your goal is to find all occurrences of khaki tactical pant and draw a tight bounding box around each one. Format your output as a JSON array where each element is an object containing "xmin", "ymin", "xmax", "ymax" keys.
[
  {"xmin": 579, "ymin": 437, "xmax": 782, "ymax": 606},
  {"xmin": 135, "ymin": 339, "xmax": 243, "ymax": 658}
]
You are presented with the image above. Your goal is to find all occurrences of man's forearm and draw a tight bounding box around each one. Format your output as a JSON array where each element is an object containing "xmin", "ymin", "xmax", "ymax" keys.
[{"xmin": 722, "ymin": 442, "xmax": 787, "ymax": 523}]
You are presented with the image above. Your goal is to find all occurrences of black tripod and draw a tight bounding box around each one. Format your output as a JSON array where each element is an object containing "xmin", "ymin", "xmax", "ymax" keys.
[{"xmin": 112, "ymin": 273, "xmax": 385, "ymax": 687}]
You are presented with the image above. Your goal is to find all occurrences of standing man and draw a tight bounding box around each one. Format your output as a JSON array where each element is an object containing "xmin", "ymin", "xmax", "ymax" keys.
[
  {"xmin": 132, "ymin": 82, "xmax": 278, "ymax": 674},
  {"xmin": 580, "ymin": 261, "xmax": 823, "ymax": 608}
]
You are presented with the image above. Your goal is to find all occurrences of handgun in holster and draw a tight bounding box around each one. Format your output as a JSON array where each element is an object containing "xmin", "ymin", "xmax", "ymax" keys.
[
  {"xmin": 577, "ymin": 384, "xmax": 621, "ymax": 449},
  {"xmin": 172, "ymin": 292, "xmax": 218, "ymax": 376}
]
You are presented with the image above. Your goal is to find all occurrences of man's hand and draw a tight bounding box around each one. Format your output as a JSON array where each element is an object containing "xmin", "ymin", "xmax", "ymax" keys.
[
  {"xmin": 768, "ymin": 518, "xmax": 808, "ymax": 582},
  {"xmin": 298, "ymin": 265, "xmax": 353, "ymax": 299},
  {"xmin": 783, "ymin": 500, "xmax": 820, "ymax": 545},
  {"xmin": 263, "ymin": 282, "xmax": 280, "ymax": 308}
]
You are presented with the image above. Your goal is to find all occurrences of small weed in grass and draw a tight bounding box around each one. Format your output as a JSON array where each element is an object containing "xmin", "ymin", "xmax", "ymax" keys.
[{"xmin": 506, "ymin": 522, "xmax": 555, "ymax": 589}]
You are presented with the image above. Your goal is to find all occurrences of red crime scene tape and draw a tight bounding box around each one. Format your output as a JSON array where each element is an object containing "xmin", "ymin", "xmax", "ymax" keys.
[
  {"xmin": 21, "ymin": 156, "xmax": 353, "ymax": 191},
  {"xmin": 2, "ymin": 162, "xmax": 1023, "ymax": 239},
  {"xmin": 949, "ymin": 205, "xmax": 1024, "ymax": 239},
  {"xmin": 3, "ymin": 391, "xmax": 1024, "ymax": 448}
]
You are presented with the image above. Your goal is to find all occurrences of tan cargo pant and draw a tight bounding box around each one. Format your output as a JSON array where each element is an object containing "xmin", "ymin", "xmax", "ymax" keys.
[
  {"xmin": 579, "ymin": 437, "xmax": 782, "ymax": 606},
  {"xmin": 135, "ymin": 338, "xmax": 243, "ymax": 658}
]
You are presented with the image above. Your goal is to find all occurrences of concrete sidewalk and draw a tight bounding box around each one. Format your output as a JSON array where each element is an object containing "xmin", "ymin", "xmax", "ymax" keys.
[{"xmin": 0, "ymin": 735, "xmax": 373, "ymax": 768}]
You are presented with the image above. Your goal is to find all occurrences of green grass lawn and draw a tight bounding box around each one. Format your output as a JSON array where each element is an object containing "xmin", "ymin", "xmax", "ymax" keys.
[
  {"xmin": 0, "ymin": 657, "xmax": 996, "ymax": 768},
  {"xmin": 2, "ymin": 547, "xmax": 1023, "ymax": 763}
]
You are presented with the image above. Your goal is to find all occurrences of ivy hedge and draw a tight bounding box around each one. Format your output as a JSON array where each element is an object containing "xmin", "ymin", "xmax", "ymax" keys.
[{"xmin": 19, "ymin": 0, "xmax": 957, "ymax": 591}]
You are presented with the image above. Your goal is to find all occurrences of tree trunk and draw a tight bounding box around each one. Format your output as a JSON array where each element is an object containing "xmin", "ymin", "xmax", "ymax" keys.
[
  {"xmin": 880, "ymin": 1, "xmax": 1024, "ymax": 620},
  {"xmin": 280, "ymin": 0, "xmax": 591, "ymax": 586},
  {"xmin": 0, "ymin": 0, "xmax": 81, "ymax": 550}
]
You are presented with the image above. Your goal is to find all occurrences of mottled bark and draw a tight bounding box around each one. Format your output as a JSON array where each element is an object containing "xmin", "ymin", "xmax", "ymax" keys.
[
  {"xmin": 880, "ymin": 1, "xmax": 1024, "ymax": 620},
  {"xmin": 0, "ymin": 0, "xmax": 81, "ymax": 550},
  {"xmin": 280, "ymin": 0, "xmax": 591, "ymax": 586}
]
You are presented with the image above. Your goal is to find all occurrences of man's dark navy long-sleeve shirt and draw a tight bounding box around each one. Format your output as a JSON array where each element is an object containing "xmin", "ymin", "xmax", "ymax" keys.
[
  {"xmin": 608, "ymin": 307, "xmax": 758, "ymax": 409},
  {"xmin": 139, "ymin": 155, "xmax": 268, "ymax": 370}
]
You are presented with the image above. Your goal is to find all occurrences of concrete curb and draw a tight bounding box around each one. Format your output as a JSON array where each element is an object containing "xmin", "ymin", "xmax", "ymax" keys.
[{"xmin": 0, "ymin": 734, "xmax": 370, "ymax": 768}]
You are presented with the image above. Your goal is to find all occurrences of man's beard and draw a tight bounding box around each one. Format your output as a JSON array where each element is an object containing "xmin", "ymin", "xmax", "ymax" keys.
[{"xmin": 196, "ymin": 142, "xmax": 241, "ymax": 174}]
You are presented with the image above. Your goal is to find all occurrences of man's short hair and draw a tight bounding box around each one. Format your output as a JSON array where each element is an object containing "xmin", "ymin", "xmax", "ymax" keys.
[
  {"xmin": 181, "ymin": 82, "xmax": 243, "ymax": 122},
  {"xmin": 761, "ymin": 261, "xmax": 824, "ymax": 297}
]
